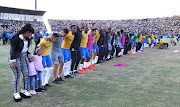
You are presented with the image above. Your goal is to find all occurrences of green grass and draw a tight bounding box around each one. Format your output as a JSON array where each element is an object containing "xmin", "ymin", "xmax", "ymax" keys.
[{"xmin": 1, "ymin": 39, "xmax": 180, "ymax": 107}]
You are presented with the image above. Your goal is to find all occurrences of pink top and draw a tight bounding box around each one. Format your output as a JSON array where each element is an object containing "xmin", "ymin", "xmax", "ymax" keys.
[
  {"xmin": 121, "ymin": 35, "xmax": 125, "ymax": 45},
  {"xmin": 29, "ymin": 62, "xmax": 37, "ymax": 76},
  {"xmin": 87, "ymin": 34, "xmax": 94, "ymax": 51},
  {"xmin": 129, "ymin": 36, "xmax": 132, "ymax": 43},
  {"xmin": 34, "ymin": 55, "xmax": 44, "ymax": 71}
]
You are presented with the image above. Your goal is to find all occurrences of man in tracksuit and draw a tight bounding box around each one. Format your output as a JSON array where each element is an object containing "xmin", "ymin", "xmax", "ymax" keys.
[
  {"xmin": 70, "ymin": 22, "xmax": 84, "ymax": 75},
  {"xmin": 97, "ymin": 29, "xmax": 105, "ymax": 63}
]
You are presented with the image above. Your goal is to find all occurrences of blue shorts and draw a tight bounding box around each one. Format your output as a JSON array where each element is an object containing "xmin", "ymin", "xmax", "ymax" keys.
[
  {"xmin": 42, "ymin": 55, "xmax": 52, "ymax": 67},
  {"xmin": 131, "ymin": 41, "xmax": 135, "ymax": 46},
  {"xmin": 61, "ymin": 48, "xmax": 71, "ymax": 63},
  {"xmin": 151, "ymin": 39, "xmax": 155, "ymax": 43},
  {"xmin": 121, "ymin": 45, "xmax": 124, "ymax": 48},
  {"xmin": 144, "ymin": 39, "xmax": 149, "ymax": 43},
  {"xmin": 80, "ymin": 47, "xmax": 90, "ymax": 59},
  {"xmin": 92, "ymin": 43, "xmax": 99, "ymax": 52},
  {"xmin": 87, "ymin": 50, "xmax": 92, "ymax": 57}
]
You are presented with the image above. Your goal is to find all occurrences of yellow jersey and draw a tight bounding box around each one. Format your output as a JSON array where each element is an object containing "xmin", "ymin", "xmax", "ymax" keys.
[
  {"xmin": 138, "ymin": 34, "xmax": 142, "ymax": 42},
  {"xmin": 160, "ymin": 38, "xmax": 163, "ymax": 44},
  {"xmin": 171, "ymin": 38, "xmax": 173, "ymax": 41},
  {"xmin": 38, "ymin": 36, "xmax": 53, "ymax": 56},
  {"xmin": 80, "ymin": 31, "xmax": 88, "ymax": 48},
  {"xmin": 148, "ymin": 37, "xmax": 152, "ymax": 44},
  {"xmin": 151, "ymin": 34, "xmax": 155, "ymax": 39},
  {"xmin": 61, "ymin": 31, "xmax": 74, "ymax": 49}
]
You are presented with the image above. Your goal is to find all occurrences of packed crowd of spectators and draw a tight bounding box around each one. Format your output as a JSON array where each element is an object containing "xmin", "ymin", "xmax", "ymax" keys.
[{"xmin": 48, "ymin": 15, "xmax": 180, "ymax": 35}]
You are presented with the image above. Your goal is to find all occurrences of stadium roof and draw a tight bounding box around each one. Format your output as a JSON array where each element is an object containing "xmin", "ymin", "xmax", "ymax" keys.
[{"xmin": 0, "ymin": 6, "xmax": 46, "ymax": 16}]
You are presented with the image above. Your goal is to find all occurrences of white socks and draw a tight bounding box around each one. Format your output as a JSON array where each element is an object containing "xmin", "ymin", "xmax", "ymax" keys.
[
  {"xmin": 63, "ymin": 62, "xmax": 68, "ymax": 76},
  {"xmin": 92, "ymin": 60, "xmax": 95, "ymax": 64},
  {"xmin": 95, "ymin": 56, "xmax": 99, "ymax": 63},
  {"xmin": 121, "ymin": 49, "xmax": 124, "ymax": 55},
  {"xmin": 84, "ymin": 62, "xmax": 87, "ymax": 68},
  {"xmin": 107, "ymin": 55, "xmax": 111, "ymax": 59},
  {"xmin": 42, "ymin": 68, "xmax": 48, "ymax": 86},
  {"xmin": 45, "ymin": 67, "xmax": 53, "ymax": 85},
  {"xmin": 80, "ymin": 64, "xmax": 83, "ymax": 70}
]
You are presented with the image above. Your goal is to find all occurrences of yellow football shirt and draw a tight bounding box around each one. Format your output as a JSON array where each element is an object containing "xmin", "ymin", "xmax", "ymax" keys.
[
  {"xmin": 38, "ymin": 36, "xmax": 53, "ymax": 56},
  {"xmin": 61, "ymin": 31, "xmax": 74, "ymax": 49},
  {"xmin": 160, "ymin": 38, "xmax": 163, "ymax": 44},
  {"xmin": 148, "ymin": 37, "xmax": 152, "ymax": 44},
  {"xmin": 80, "ymin": 31, "xmax": 88, "ymax": 48},
  {"xmin": 138, "ymin": 34, "xmax": 142, "ymax": 42}
]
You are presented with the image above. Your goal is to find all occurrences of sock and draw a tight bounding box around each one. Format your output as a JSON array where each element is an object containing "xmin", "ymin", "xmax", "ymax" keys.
[
  {"xmin": 121, "ymin": 49, "xmax": 124, "ymax": 55},
  {"xmin": 67, "ymin": 61, "xmax": 71, "ymax": 75},
  {"xmin": 80, "ymin": 64, "xmax": 83, "ymax": 70},
  {"xmin": 107, "ymin": 55, "xmax": 110, "ymax": 59},
  {"xmin": 63, "ymin": 63, "xmax": 68, "ymax": 76},
  {"xmin": 134, "ymin": 48, "xmax": 136, "ymax": 53},
  {"xmin": 95, "ymin": 56, "xmax": 99, "ymax": 63},
  {"xmin": 45, "ymin": 67, "xmax": 53, "ymax": 85},
  {"xmin": 140, "ymin": 46, "xmax": 143, "ymax": 50},
  {"xmin": 42, "ymin": 68, "xmax": 48, "ymax": 86},
  {"xmin": 83, "ymin": 62, "xmax": 87, "ymax": 68},
  {"xmin": 90, "ymin": 59, "xmax": 92, "ymax": 65},
  {"xmin": 92, "ymin": 60, "xmax": 95, "ymax": 64},
  {"xmin": 118, "ymin": 52, "xmax": 121, "ymax": 56},
  {"xmin": 88, "ymin": 62, "xmax": 91, "ymax": 67}
]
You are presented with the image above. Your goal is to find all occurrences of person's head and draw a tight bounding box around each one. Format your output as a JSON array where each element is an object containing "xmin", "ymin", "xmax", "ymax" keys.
[
  {"xmin": 71, "ymin": 25, "xmax": 77, "ymax": 34},
  {"xmin": 161, "ymin": 36, "xmax": 163, "ymax": 38},
  {"xmin": 99, "ymin": 29, "xmax": 104, "ymax": 36},
  {"xmin": 117, "ymin": 31, "xmax": 120, "ymax": 36},
  {"xmin": 79, "ymin": 22, "xmax": 85, "ymax": 30},
  {"xmin": 91, "ymin": 29, "xmax": 97, "ymax": 36},
  {"xmin": 108, "ymin": 27, "xmax": 111, "ymax": 33},
  {"xmin": 34, "ymin": 47, "xmax": 43, "ymax": 56},
  {"xmin": 84, "ymin": 25, "xmax": 89, "ymax": 33},
  {"xmin": 120, "ymin": 29, "xmax": 124, "ymax": 34},
  {"xmin": 20, "ymin": 24, "xmax": 34, "ymax": 39},
  {"xmin": 59, "ymin": 28, "xmax": 69, "ymax": 37},
  {"xmin": 103, "ymin": 28, "xmax": 107, "ymax": 32},
  {"xmin": 92, "ymin": 23, "xmax": 98, "ymax": 29},
  {"xmin": 50, "ymin": 33, "xmax": 59, "ymax": 43}
]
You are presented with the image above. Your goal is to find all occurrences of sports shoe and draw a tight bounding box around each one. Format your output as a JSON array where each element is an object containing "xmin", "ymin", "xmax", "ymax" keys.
[
  {"xmin": 120, "ymin": 55, "xmax": 124, "ymax": 57},
  {"xmin": 46, "ymin": 84, "xmax": 52, "ymax": 87},
  {"xmin": 35, "ymin": 88, "xmax": 42, "ymax": 93},
  {"xmin": 83, "ymin": 68, "xmax": 90, "ymax": 71},
  {"xmin": 95, "ymin": 64, "xmax": 100, "ymax": 66},
  {"xmin": 57, "ymin": 77, "xmax": 65, "ymax": 82},
  {"xmin": 128, "ymin": 52, "xmax": 132, "ymax": 54},
  {"xmin": 52, "ymin": 79, "xmax": 61, "ymax": 84},
  {"xmin": 20, "ymin": 89, "xmax": 31, "ymax": 98},
  {"xmin": 70, "ymin": 72, "xmax": 77, "ymax": 76},
  {"xmin": 29, "ymin": 90, "xmax": 36, "ymax": 95},
  {"xmin": 68, "ymin": 75, "xmax": 74, "ymax": 78},
  {"xmin": 13, "ymin": 93, "xmax": 22, "ymax": 102},
  {"xmin": 74, "ymin": 71, "xmax": 82, "ymax": 74},
  {"xmin": 38, "ymin": 87, "xmax": 44, "ymax": 92},
  {"xmin": 88, "ymin": 65, "xmax": 95, "ymax": 69},
  {"xmin": 79, "ymin": 70, "xmax": 85, "ymax": 73},
  {"xmin": 92, "ymin": 64, "xmax": 98, "ymax": 67},
  {"xmin": 137, "ymin": 50, "xmax": 141, "ymax": 52},
  {"xmin": 65, "ymin": 76, "xmax": 71, "ymax": 79},
  {"xmin": 42, "ymin": 86, "xmax": 48, "ymax": 90}
]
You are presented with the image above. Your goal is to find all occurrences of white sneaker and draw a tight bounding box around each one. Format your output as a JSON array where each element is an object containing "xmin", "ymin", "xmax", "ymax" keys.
[
  {"xmin": 137, "ymin": 50, "xmax": 141, "ymax": 52},
  {"xmin": 29, "ymin": 90, "xmax": 36, "ymax": 95},
  {"xmin": 13, "ymin": 93, "xmax": 22, "ymax": 102},
  {"xmin": 20, "ymin": 89, "xmax": 31, "ymax": 98}
]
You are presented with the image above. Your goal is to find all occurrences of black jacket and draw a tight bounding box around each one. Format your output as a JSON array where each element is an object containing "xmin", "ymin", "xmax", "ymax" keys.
[
  {"xmin": 70, "ymin": 27, "xmax": 82, "ymax": 49},
  {"xmin": 97, "ymin": 34, "xmax": 104, "ymax": 47},
  {"xmin": 10, "ymin": 34, "xmax": 31, "ymax": 60}
]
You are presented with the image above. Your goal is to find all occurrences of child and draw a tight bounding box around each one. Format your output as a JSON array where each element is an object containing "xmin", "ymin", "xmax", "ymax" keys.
[
  {"xmin": 34, "ymin": 47, "xmax": 44, "ymax": 93},
  {"xmin": 28, "ymin": 56, "xmax": 37, "ymax": 95}
]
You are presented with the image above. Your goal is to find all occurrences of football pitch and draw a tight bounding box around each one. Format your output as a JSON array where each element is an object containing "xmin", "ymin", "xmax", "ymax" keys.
[{"xmin": 1, "ymin": 39, "xmax": 180, "ymax": 107}]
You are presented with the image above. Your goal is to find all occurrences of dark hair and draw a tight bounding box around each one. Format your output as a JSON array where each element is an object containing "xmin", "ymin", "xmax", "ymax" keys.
[
  {"xmin": 92, "ymin": 29, "xmax": 97, "ymax": 32},
  {"xmin": 52, "ymin": 33, "xmax": 59, "ymax": 37},
  {"xmin": 63, "ymin": 28, "xmax": 69, "ymax": 34},
  {"xmin": 120, "ymin": 29, "xmax": 124, "ymax": 33},
  {"xmin": 71, "ymin": 25, "xmax": 76, "ymax": 29},
  {"xmin": 18, "ymin": 24, "xmax": 34, "ymax": 35},
  {"xmin": 92, "ymin": 23, "xmax": 96, "ymax": 27},
  {"xmin": 108, "ymin": 27, "xmax": 111, "ymax": 30}
]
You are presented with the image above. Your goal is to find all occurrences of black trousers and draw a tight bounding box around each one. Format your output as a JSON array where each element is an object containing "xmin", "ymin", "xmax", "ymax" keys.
[
  {"xmin": 98, "ymin": 46, "xmax": 104, "ymax": 62},
  {"xmin": 111, "ymin": 45, "xmax": 115, "ymax": 56},
  {"xmin": 137, "ymin": 42, "xmax": 142, "ymax": 51},
  {"xmin": 3, "ymin": 38, "xmax": 6, "ymax": 45},
  {"xmin": 35, "ymin": 41, "xmax": 40, "ymax": 47},
  {"xmin": 124, "ymin": 44, "xmax": 129, "ymax": 55},
  {"xmin": 104, "ymin": 44, "xmax": 108, "ymax": 59},
  {"xmin": 115, "ymin": 45, "xmax": 120, "ymax": 56},
  {"xmin": 70, "ymin": 47, "xmax": 81, "ymax": 71}
]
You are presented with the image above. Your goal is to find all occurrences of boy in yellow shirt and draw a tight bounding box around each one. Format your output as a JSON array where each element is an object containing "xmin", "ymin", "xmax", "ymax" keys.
[
  {"xmin": 61, "ymin": 25, "xmax": 77, "ymax": 79},
  {"xmin": 38, "ymin": 33, "xmax": 59, "ymax": 90}
]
